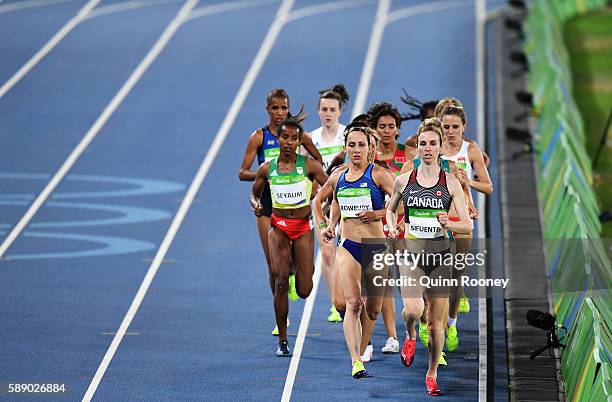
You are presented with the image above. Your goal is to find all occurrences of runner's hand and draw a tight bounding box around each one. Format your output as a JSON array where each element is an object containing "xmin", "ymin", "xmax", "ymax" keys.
[
  {"xmin": 322, "ymin": 225, "xmax": 335, "ymax": 243},
  {"xmin": 468, "ymin": 203, "xmax": 479, "ymax": 219},
  {"xmin": 458, "ymin": 169, "xmax": 473, "ymax": 187},
  {"xmin": 357, "ymin": 211, "xmax": 376, "ymax": 224},
  {"xmin": 249, "ymin": 195, "xmax": 263, "ymax": 217},
  {"xmin": 436, "ymin": 212, "xmax": 449, "ymax": 227}
]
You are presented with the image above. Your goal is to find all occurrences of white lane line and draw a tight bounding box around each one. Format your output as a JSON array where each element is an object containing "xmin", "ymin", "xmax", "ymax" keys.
[
  {"xmin": 281, "ymin": 253, "xmax": 322, "ymax": 402},
  {"xmin": 282, "ymin": 2, "xmax": 387, "ymax": 400},
  {"xmin": 476, "ymin": 0, "xmax": 488, "ymax": 401},
  {"xmin": 0, "ymin": 0, "xmax": 77, "ymax": 15},
  {"xmin": 385, "ymin": 0, "xmax": 471, "ymax": 24},
  {"xmin": 186, "ymin": 0, "xmax": 279, "ymax": 22},
  {"xmin": 0, "ymin": 0, "xmax": 100, "ymax": 100},
  {"xmin": 0, "ymin": 0, "xmax": 197, "ymax": 261},
  {"xmin": 285, "ymin": 0, "xmax": 375, "ymax": 23},
  {"xmin": 351, "ymin": 0, "xmax": 391, "ymax": 118},
  {"xmin": 351, "ymin": 0, "xmax": 470, "ymax": 117},
  {"xmin": 85, "ymin": 0, "xmax": 182, "ymax": 20},
  {"xmin": 82, "ymin": 0, "xmax": 295, "ymax": 400}
]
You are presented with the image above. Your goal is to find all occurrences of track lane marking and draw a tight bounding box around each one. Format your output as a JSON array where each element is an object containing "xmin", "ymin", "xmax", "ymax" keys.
[
  {"xmin": 81, "ymin": 0, "xmax": 295, "ymax": 400},
  {"xmin": 0, "ymin": 0, "xmax": 101, "ymax": 100}
]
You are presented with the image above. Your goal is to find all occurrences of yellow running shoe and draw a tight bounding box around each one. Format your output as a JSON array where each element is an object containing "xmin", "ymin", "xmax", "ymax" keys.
[
  {"xmin": 288, "ymin": 274, "xmax": 298, "ymax": 302},
  {"xmin": 459, "ymin": 296, "xmax": 470, "ymax": 313},
  {"xmin": 419, "ymin": 322, "xmax": 429, "ymax": 348},
  {"xmin": 352, "ymin": 360, "xmax": 371, "ymax": 379},
  {"xmin": 327, "ymin": 305, "xmax": 342, "ymax": 322},
  {"xmin": 438, "ymin": 351, "xmax": 447, "ymax": 366},
  {"xmin": 272, "ymin": 318, "xmax": 290, "ymax": 336},
  {"xmin": 446, "ymin": 325, "xmax": 459, "ymax": 352}
]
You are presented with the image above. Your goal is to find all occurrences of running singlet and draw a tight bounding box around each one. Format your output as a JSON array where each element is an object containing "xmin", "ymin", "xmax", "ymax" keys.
[
  {"xmin": 269, "ymin": 154, "xmax": 312, "ymax": 209},
  {"xmin": 257, "ymin": 126, "xmax": 280, "ymax": 165},
  {"xmin": 441, "ymin": 140, "xmax": 472, "ymax": 179},
  {"xmin": 402, "ymin": 168, "xmax": 452, "ymax": 239},
  {"xmin": 336, "ymin": 164, "xmax": 385, "ymax": 219},
  {"xmin": 310, "ymin": 124, "xmax": 345, "ymax": 170},
  {"xmin": 376, "ymin": 143, "xmax": 406, "ymax": 175}
]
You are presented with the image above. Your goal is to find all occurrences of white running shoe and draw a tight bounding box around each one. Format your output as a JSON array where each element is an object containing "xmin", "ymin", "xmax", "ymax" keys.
[
  {"xmin": 361, "ymin": 344, "xmax": 374, "ymax": 362},
  {"xmin": 381, "ymin": 337, "xmax": 399, "ymax": 354}
]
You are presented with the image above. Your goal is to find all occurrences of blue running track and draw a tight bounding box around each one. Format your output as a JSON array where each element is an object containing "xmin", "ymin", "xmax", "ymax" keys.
[{"xmin": 0, "ymin": 0, "xmax": 509, "ymax": 400}]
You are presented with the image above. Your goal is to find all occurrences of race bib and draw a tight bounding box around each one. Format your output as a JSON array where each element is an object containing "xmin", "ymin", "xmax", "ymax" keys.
[
  {"xmin": 337, "ymin": 187, "xmax": 373, "ymax": 218},
  {"xmin": 407, "ymin": 208, "xmax": 445, "ymax": 238},
  {"xmin": 271, "ymin": 176, "xmax": 307, "ymax": 207}
]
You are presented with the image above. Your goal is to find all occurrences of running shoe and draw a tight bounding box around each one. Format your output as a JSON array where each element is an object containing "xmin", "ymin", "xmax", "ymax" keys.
[
  {"xmin": 361, "ymin": 343, "xmax": 374, "ymax": 363},
  {"xmin": 446, "ymin": 325, "xmax": 459, "ymax": 352},
  {"xmin": 276, "ymin": 340, "xmax": 292, "ymax": 357},
  {"xmin": 458, "ymin": 296, "xmax": 470, "ymax": 313},
  {"xmin": 288, "ymin": 274, "xmax": 298, "ymax": 302},
  {"xmin": 381, "ymin": 337, "xmax": 399, "ymax": 354},
  {"xmin": 419, "ymin": 322, "xmax": 429, "ymax": 348},
  {"xmin": 327, "ymin": 305, "xmax": 342, "ymax": 322},
  {"xmin": 400, "ymin": 338, "xmax": 416, "ymax": 367},
  {"xmin": 272, "ymin": 318, "xmax": 290, "ymax": 336},
  {"xmin": 438, "ymin": 352, "xmax": 447, "ymax": 366},
  {"xmin": 351, "ymin": 360, "xmax": 371, "ymax": 379},
  {"xmin": 425, "ymin": 376, "xmax": 441, "ymax": 396}
]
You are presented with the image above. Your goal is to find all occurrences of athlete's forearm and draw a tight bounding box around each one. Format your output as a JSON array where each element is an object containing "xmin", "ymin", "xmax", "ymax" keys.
[
  {"xmin": 312, "ymin": 194, "xmax": 326, "ymax": 226},
  {"xmin": 469, "ymin": 179, "xmax": 493, "ymax": 195},
  {"xmin": 446, "ymin": 218, "xmax": 471, "ymax": 235},
  {"xmin": 385, "ymin": 209, "xmax": 397, "ymax": 232},
  {"xmin": 239, "ymin": 169, "xmax": 256, "ymax": 181}
]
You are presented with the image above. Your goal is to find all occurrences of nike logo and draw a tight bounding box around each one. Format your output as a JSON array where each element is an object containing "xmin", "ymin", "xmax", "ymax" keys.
[{"xmin": 410, "ymin": 190, "xmax": 419, "ymax": 194}]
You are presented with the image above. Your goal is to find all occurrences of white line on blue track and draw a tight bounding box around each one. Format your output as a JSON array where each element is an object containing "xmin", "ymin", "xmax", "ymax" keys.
[
  {"xmin": 0, "ymin": 0, "xmax": 101, "ymax": 100},
  {"xmin": 82, "ymin": 0, "xmax": 295, "ymax": 400},
  {"xmin": 476, "ymin": 1, "xmax": 488, "ymax": 401}
]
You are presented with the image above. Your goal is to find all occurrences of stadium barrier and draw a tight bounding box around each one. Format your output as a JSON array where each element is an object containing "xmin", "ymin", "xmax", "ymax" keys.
[{"xmin": 523, "ymin": 1, "xmax": 611, "ymax": 400}]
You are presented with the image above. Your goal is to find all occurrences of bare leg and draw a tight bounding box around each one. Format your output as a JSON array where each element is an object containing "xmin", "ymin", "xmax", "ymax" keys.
[
  {"xmin": 337, "ymin": 247, "xmax": 363, "ymax": 362},
  {"xmin": 292, "ymin": 229, "xmax": 315, "ymax": 299},
  {"xmin": 256, "ymin": 215, "xmax": 273, "ymax": 293},
  {"xmin": 315, "ymin": 226, "xmax": 335, "ymax": 304},
  {"xmin": 268, "ymin": 226, "xmax": 291, "ymax": 341}
]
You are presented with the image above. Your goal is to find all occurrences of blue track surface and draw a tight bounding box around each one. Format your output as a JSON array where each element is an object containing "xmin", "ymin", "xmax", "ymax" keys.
[{"xmin": 0, "ymin": 1, "xmax": 508, "ymax": 400}]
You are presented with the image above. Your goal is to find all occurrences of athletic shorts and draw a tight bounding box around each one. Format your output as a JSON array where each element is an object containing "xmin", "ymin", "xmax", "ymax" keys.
[
  {"xmin": 338, "ymin": 238, "xmax": 387, "ymax": 268},
  {"xmin": 271, "ymin": 214, "xmax": 313, "ymax": 241}
]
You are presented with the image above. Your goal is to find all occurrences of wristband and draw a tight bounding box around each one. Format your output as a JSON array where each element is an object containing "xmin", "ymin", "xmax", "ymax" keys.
[{"xmin": 318, "ymin": 222, "xmax": 328, "ymax": 229}]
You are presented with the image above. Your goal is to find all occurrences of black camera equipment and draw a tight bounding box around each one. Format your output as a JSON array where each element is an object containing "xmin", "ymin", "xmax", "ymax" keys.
[{"xmin": 525, "ymin": 309, "xmax": 567, "ymax": 360}]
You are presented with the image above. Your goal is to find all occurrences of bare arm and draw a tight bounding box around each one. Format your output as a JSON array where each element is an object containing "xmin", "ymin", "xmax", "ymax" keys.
[
  {"xmin": 404, "ymin": 133, "xmax": 417, "ymax": 148},
  {"xmin": 468, "ymin": 142, "xmax": 493, "ymax": 194},
  {"xmin": 449, "ymin": 160, "xmax": 478, "ymax": 219},
  {"xmin": 400, "ymin": 159, "xmax": 415, "ymax": 175},
  {"xmin": 385, "ymin": 173, "xmax": 410, "ymax": 238},
  {"xmin": 438, "ymin": 174, "xmax": 471, "ymax": 234},
  {"xmin": 321, "ymin": 175, "xmax": 341, "ymax": 242},
  {"xmin": 306, "ymin": 157, "xmax": 329, "ymax": 187},
  {"xmin": 326, "ymin": 151, "xmax": 346, "ymax": 175},
  {"xmin": 312, "ymin": 173, "xmax": 336, "ymax": 228},
  {"xmin": 250, "ymin": 162, "xmax": 269, "ymax": 216},
  {"xmin": 239, "ymin": 130, "xmax": 263, "ymax": 181}
]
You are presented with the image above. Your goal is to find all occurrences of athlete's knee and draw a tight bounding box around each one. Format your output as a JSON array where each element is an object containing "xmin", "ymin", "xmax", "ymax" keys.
[
  {"xmin": 427, "ymin": 320, "xmax": 444, "ymax": 336},
  {"xmin": 367, "ymin": 309, "xmax": 380, "ymax": 321},
  {"xmin": 321, "ymin": 246, "xmax": 334, "ymax": 267},
  {"xmin": 297, "ymin": 282, "xmax": 312, "ymax": 299},
  {"xmin": 274, "ymin": 275, "xmax": 289, "ymax": 295},
  {"xmin": 345, "ymin": 296, "xmax": 363, "ymax": 313}
]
